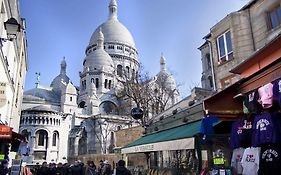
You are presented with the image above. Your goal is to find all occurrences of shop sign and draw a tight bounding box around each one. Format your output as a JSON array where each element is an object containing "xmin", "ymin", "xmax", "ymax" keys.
[
  {"xmin": 131, "ymin": 107, "xmax": 143, "ymax": 120},
  {"xmin": 0, "ymin": 154, "xmax": 4, "ymax": 160},
  {"xmin": 0, "ymin": 125, "xmax": 12, "ymax": 139},
  {"xmin": 0, "ymin": 82, "xmax": 7, "ymax": 108}
]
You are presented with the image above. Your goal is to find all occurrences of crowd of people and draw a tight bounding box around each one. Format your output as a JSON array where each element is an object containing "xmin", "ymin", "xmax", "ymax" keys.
[{"xmin": 0, "ymin": 159, "xmax": 131, "ymax": 175}]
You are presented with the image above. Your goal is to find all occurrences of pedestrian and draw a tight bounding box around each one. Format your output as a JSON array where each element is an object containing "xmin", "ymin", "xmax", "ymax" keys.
[
  {"xmin": 0, "ymin": 160, "xmax": 9, "ymax": 175},
  {"xmin": 56, "ymin": 162, "xmax": 67, "ymax": 175},
  {"xmin": 49, "ymin": 162, "xmax": 57, "ymax": 175},
  {"xmin": 69, "ymin": 161, "xmax": 84, "ymax": 175},
  {"xmin": 37, "ymin": 161, "xmax": 49, "ymax": 175},
  {"xmin": 101, "ymin": 160, "xmax": 112, "ymax": 175},
  {"xmin": 85, "ymin": 160, "xmax": 97, "ymax": 175},
  {"xmin": 97, "ymin": 160, "xmax": 104, "ymax": 175},
  {"xmin": 116, "ymin": 160, "xmax": 131, "ymax": 175}
]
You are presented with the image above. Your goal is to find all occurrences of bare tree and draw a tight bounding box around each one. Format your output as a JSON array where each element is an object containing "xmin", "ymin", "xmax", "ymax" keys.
[{"xmin": 116, "ymin": 64, "xmax": 179, "ymax": 126}]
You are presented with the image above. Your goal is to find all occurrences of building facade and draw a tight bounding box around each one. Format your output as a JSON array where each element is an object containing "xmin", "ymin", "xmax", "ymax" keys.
[
  {"xmin": 199, "ymin": 0, "xmax": 281, "ymax": 91},
  {"xmin": 0, "ymin": 0, "xmax": 28, "ymax": 132},
  {"xmin": 20, "ymin": 0, "xmax": 179, "ymax": 164}
]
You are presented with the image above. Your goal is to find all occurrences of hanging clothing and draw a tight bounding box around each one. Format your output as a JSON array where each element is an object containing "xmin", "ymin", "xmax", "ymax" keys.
[
  {"xmin": 244, "ymin": 89, "xmax": 262, "ymax": 114},
  {"xmin": 231, "ymin": 148, "xmax": 245, "ymax": 175},
  {"xmin": 241, "ymin": 147, "xmax": 260, "ymax": 175},
  {"xmin": 259, "ymin": 144, "xmax": 281, "ymax": 175},
  {"xmin": 258, "ymin": 83, "xmax": 274, "ymax": 109},
  {"xmin": 273, "ymin": 78, "xmax": 281, "ymax": 108}
]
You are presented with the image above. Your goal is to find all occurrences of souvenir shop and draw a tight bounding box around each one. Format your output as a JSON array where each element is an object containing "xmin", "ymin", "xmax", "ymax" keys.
[{"xmin": 203, "ymin": 34, "xmax": 281, "ymax": 175}]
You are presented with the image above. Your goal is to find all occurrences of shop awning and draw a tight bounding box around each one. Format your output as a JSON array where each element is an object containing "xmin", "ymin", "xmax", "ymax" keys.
[{"xmin": 121, "ymin": 120, "xmax": 202, "ymax": 154}]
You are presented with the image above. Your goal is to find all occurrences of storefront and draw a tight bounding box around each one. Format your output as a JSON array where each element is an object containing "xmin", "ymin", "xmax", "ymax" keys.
[
  {"xmin": 203, "ymin": 34, "xmax": 281, "ymax": 175},
  {"xmin": 0, "ymin": 124, "xmax": 26, "ymax": 161}
]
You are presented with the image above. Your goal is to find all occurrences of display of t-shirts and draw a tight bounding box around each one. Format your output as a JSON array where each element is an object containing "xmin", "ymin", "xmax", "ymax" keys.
[
  {"xmin": 273, "ymin": 78, "xmax": 281, "ymax": 108},
  {"xmin": 244, "ymin": 90, "xmax": 262, "ymax": 114},
  {"xmin": 231, "ymin": 148, "xmax": 245, "ymax": 175},
  {"xmin": 200, "ymin": 116, "xmax": 219, "ymax": 135},
  {"xmin": 230, "ymin": 119, "xmax": 253, "ymax": 149},
  {"xmin": 241, "ymin": 147, "xmax": 260, "ymax": 175},
  {"xmin": 259, "ymin": 144, "xmax": 281, "ymax": 175},
  {"xmin": 252, "ymin": 113, "xmax": 276, "ymax": 147},
  {"xmin": 258, "ymin": 83, "xmax": 273, "ymax": 109}
]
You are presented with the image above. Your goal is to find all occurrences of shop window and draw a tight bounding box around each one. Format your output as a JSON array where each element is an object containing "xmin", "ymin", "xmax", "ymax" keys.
[
  {"xmin": 268, "ymin": 5, "xmax": 281, "ymax": 29},
  {"xmin": 217, "ymin": 31, "xmax": 233, "ymax": 64}
]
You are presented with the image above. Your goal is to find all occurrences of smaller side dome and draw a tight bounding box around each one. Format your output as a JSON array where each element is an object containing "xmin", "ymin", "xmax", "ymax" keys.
[
  {"xmin": 84, "ymin": 29, "xmax": 114, "ymax": 71},
  {"xmin": 64, "ymin": 82, "xmax": 77, "ymax": 95}
]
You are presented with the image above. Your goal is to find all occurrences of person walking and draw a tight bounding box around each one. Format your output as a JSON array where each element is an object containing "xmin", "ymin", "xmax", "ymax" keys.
[
  {"xmin": 116, "ymin": 160, "xmax": 131, "ymax": 175},
  {"xmin": 101, "ymin": 160, "xmax": 112, "ymax": 175},
  {"xmin": 0, "ymin": 160, "xmax": 9, "ymax": 175},
  {"xmin": 69, "ymin": 161, "xmax": 84, "ymax": 175},
  {"xmin": 85, "ymin": 160, "xmax": 97, "ymax": 175}
]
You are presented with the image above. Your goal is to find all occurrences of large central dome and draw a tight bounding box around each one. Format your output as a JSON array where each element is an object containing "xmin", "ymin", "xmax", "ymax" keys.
[
  {"xmin": 89, "ymin": 19, "xmax": 135, "ymax": 47},
  {"xmin": 89, "ymin": 0, "xmax": 136, "ymax": 48}
]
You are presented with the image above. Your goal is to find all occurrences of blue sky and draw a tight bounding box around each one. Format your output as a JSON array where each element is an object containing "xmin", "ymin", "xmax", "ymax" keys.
[{"xmin": 20, "ymin": 0, "xmax": 249, "ymax": 97}]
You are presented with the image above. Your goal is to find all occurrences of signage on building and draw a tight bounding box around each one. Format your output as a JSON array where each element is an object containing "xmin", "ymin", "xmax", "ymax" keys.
[
  {"xmin": 0, "ymin": 125, "xmax": 12, "ymax": 139},
  {"xmin": 0, "ymin": 82, "xmax": 7, "ymax": 108},
  {"xmin": 131, "ymin": 107, "xmax": 143, "ymax": 120}
]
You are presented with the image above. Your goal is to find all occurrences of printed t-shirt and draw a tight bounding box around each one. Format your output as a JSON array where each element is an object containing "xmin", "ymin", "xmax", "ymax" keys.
[
  {"xmin": 252, "ymin": 113, "xmax": 275, "ymax": 147},
  {"xmin": 230, "ymin": 119, "xmax": 253, "ymax": 149},
  {"xmin": 259, "ymin": 144, "xmax": 281, "ymax": 175},
  {"xmin": 258, "ymin": 83, "xmax": 273, "ymax": 109},
  {"xmin": 231, "ymin": 148, "xmax": 245, "ymax": 175},
  {"xmin": 244, "ymin": 90, "xmax": 262, "ymax": 114},
  {"xmin": 241, "ymin": 147, "xmax": 260, "ymax": 175}
]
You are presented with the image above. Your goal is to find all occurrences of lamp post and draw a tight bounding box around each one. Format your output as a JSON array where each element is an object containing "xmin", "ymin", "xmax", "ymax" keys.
[{"xmin": 1, "ymin": 17, "xmax": 21, "ymax": 43}]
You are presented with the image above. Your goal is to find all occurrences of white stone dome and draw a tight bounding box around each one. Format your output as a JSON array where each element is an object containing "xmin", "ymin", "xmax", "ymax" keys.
[
  {"xmin": 84, "ymin": 30, "xmax": 114, "ymax": 70},
  {"xmin": 156, "ymin": 70, "xmax": 177, "ymax": 90},
  {"xmin": 89, "ymin": 19, "xmax": 136, "ymax": 48}
]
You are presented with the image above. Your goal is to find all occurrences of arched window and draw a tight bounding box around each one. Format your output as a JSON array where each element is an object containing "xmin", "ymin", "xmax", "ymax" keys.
[
  {"xmin": 21, "ymin": 130, "xmax": 30, "ymax": 141},
  {"xmin": 91, "ymin": 78, "xmax": 94, "ymax": 83},
  {"xmin": 104, "ymin": 79, "xmax": 108, "ymax": 88},
  {"xmin": 99, "ymin": 101, "xmax": 118, "ymax": 114},
  {"xmin": 117, "ymin": 65, "xmax": 122, "ymax": 77},
  {"xmin": 206, "ymin": 54, "xmax": 211, "ymax": 70},
  {"xmin": 95, "ymin": 78, "xmax": 99, "ymax": 88},
  {"xmin": 208, "ymin": 76, "xmax": 213, "ymax": 88},
  {"xmin": 132, "ymin": 69, "xmax": 135, "ymax": 79},
  {"xmin": 52, "ymin": 132, "xmax": 59, "ymax": 146},
  {"xmin": 126, "ymin": 66, "xmax": 130, "ymax": 77},
  {"xmin": 36, "ymin": 130, "xmax": 48, "ymax": 147},
  {"xmin": 108, "ymin": 80, "xmax": 112, "ymax": 89}
]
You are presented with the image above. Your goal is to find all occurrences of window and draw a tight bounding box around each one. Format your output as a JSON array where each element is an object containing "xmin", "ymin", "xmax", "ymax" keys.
[
  {"xmin": 37, "ymin": 130, "xmax": 48, "ymax": 146},
  {"xmin": 95, "ymin": 78, "xmax": 99, "ymax": 88},
  {"xmin": 91, "ymin": 78, "xmax": 94, "ymax": 83},
  {"xmin": 117, "ymin": 65, "xmax": 122, "ymax": 77},
  {"xmin": 104, "ymin": 79, "xmax": 108, "ymax": 88},
  {"xmin": 70, "ymin": 96, "xmax": 72, "ymax": 101},
  {"xmin": 217, "ymin": 31, "xmax": 233, "ymax": 64},
  {"xmin": 108, "ymin": 80, "xmax": 112, "ymax": 89},
  {"xmin": 206, "ymin": 54, "xmax": 211, "ymax": 70},
  {"xmin": 208, "ymin": 76, "xmax": 213, "ymax": 88},
  {"xmin": 126, "ymin": 66, "xmax": 129, "ymax": 77},
  {"xmin": 52, "ymin": 132, "xmax": 58, "ymax": 146},
  {"xmin": 269, "ymin": 5, "xmax": 281, "ymax": 29},
  {"xmin": 108, "ymin": 45, "xmax": 114, "ymax": 49}
]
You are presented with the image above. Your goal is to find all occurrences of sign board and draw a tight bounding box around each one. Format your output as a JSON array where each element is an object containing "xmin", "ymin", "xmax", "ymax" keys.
[
  {"xmin": 131, "ymin": 107, "xmax": 143, "ymax": 120},
  {"xmin": 0, "ymin": 82, "xmax": 7, "ymax": 107},
  {"xmin": 0, "ymin": 154, "xmax": 4, "ymax": 160},
  {"xmin": 10, "ymin": 159, "xmax": 22, "ymax": 175},
  {"xmin": 0, "ymin": 125, "xmax": 12, "ymax": 139}
]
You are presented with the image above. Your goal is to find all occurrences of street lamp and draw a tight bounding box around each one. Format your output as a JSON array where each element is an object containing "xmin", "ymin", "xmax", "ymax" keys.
[{"xmin": 1, "ymin": 17, "xmax": 21, "ymax": 42}]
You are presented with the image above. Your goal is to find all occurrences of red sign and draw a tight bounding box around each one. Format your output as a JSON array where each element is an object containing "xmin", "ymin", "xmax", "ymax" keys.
[{"xmin": 0, "ymin": 125, "xmax": 12, "ymax": 139}]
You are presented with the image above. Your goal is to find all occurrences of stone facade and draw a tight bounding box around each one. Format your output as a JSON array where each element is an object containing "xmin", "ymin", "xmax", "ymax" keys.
[
  {"xmin": 199, "ymin": 0, "xmax": 281, "ymax": 91},
  {"xmin": 0, "ymin": 0, "xmax": 28, "ymax": 132}
]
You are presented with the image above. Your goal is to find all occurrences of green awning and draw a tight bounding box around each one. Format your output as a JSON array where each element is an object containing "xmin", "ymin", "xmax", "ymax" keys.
[{"xmin": 122, "ymin": 120, "xmax": 202, "ymax": 154}]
